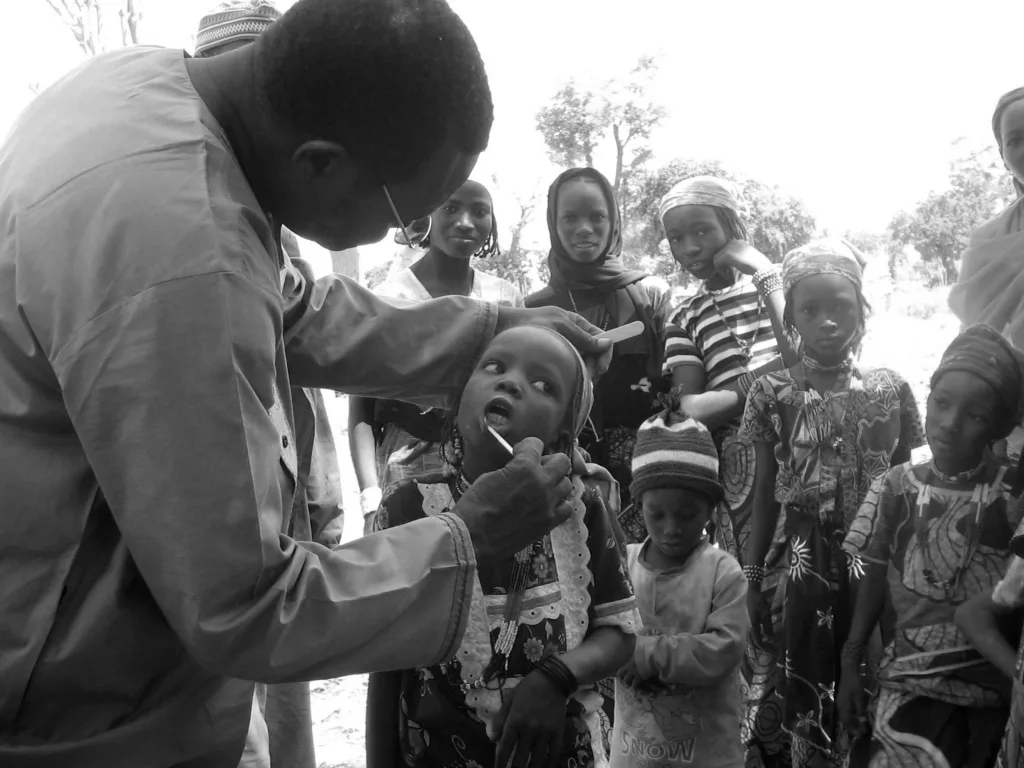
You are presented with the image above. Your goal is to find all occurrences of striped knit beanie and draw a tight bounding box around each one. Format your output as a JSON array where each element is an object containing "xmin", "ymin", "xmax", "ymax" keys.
[
  {"xmin": 630, "ymin": 412, "xmax": 723, "ymax": 503},
  {"xmin": 195, "ymin": 1, "xmax": 281, "ymax": 57}
]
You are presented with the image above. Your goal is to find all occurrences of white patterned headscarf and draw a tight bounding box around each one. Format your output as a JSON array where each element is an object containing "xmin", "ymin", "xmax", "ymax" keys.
[
  {"xmin": 658, "ymin": 176, "xmax": 745, "ymax": 226},
  {"xmin": 194, "ymin": 1, "xmax": 281, "ymax": 57}
]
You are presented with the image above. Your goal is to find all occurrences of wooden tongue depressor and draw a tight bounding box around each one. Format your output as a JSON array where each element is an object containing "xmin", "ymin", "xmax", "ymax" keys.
[
  {"xmin": 487, "ymin": 425, "xmax": 515, "ymax": 455},
  {"xmin": 597, "ymin": 320, "xmax": 644, "ymax": 345}
]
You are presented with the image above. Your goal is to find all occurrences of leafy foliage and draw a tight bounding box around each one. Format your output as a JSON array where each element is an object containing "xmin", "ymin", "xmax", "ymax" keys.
[
  {"xmin": 887, "ymin": 144, "xmax": 1016, "ymax": 284},
  {"xmin": 535, "ymin": 57, "xmax": 666, "ymax": 202}
]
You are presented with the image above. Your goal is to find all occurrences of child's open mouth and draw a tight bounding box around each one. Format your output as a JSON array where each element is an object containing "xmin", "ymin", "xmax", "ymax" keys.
[{"xmin": 482, "ymin": 397, "xmax": 513, "ymax": 430}]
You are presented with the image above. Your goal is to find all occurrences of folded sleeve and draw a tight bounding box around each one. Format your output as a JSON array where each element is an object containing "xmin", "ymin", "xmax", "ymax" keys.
[
  {"xmin": 662, "ymin": 322, "xmax": 704, "ymax": 377},
  {"xmin": 283, "ymin": 270, "xmax": 497, "ymax": 409},
  {"xmin": 633, "ymin": 557, "xmax": 749, "ymax": 686},
  {"xmin": 53, "ymin": 270, "xmax": 476, "ymax": 682}
]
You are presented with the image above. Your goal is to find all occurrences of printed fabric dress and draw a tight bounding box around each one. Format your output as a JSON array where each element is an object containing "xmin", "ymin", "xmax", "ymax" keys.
[
  {"xmin": 365, "ymin": 473, "xmax": 641, "ymax": 768},
  {"xmin": 663, "ymin": 275, "xmax": 785, "ymax": 767},
  {"xmin": 844, "ymin": 460, "xmax": 1023, "ymax": 768},
  {"xmin": 740, "ymin": 366, "xmax": 925, "ymax": 767}
]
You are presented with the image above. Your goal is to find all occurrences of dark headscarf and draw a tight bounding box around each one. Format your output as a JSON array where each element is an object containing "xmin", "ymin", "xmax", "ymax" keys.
[
  {"xmin": 931, "ymin": 324, "xmax": 1024, "ymax": 436},
  {"xmin": 993, "ymin": 87, "xmax": 1024, "ymax": 198},
  {"xmin": 530, "ymin": 167, "xmax": 662, "ymax": 376}
]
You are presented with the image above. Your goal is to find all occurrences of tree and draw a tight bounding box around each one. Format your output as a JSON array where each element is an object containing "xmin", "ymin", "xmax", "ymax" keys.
[
  {"xmin": 535, "ymin": 57, "xmax": 666, "ymax": 204},
  {"xmin": 887, "ymin": 143, "xmax": 1015, "ymax": 284},
  {"xmin": 842, "ymin": 230, "xmax": 887, "ymax": 256},
  {"xmin": 43, "ymin": 0, "xmax": 141, "ymax": 57},
  {"xmin": 621, "ymin": 158, "xmax": 817, "ymax": 281},
  {"xmin": 473, "ymin": 175, "xmax": 545, "ymax": 296}
]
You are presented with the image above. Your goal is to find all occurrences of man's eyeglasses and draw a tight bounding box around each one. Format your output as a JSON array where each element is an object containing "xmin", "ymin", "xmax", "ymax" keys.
[{"xmin": 382, "ymin": 184, "xmax": 413, "ymax": 245}]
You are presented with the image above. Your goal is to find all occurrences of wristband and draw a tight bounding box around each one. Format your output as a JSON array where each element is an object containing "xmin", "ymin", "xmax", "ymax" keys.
[
  {"xmin": 359, "ymin": 486, "xmax": 383, "ymax": 518},
  {"xmin": 752, "ymin": 266, "xmax": 782, "ymax": 296},
  {"xmin": 841, "ymin": 639, "xmax": 866, "ymax": 666},
  {"xmin": 534, "ymin": 655, "xmax": 578, "ymax": 697},
  {"xmin": 742, "ymin": 564, "xmax": 766, "ymax": 584}
]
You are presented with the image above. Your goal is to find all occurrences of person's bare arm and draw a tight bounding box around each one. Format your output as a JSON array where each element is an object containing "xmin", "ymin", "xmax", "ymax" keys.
[
  {"xmin": 348, "ymin": 396, "xmax": 380, "ymax": 493},
  {"xmin": 672, "ymin": 361, "xmax": 786, "ymax": 430}
]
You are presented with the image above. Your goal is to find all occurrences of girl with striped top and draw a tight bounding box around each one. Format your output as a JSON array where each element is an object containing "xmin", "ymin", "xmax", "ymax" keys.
[{"xmin": 659, "ymin": 176, "xmax": 796, "ymax": 768}]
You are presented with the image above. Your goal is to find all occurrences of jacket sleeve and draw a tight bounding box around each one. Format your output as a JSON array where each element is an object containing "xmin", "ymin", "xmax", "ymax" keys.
[
  {"xmin": 54, "ymin": 270, "xmax": 476, "ymax": 683},
  {"xmin": 634, "ymin": 558, "xmax": 749, "ymax": 686},
  {"xmin": 283, "ymin": 269, "xmax": 497, "ymax": 409}
]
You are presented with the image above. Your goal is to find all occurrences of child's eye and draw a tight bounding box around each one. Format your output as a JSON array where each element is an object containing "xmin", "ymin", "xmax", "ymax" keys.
[
  {"xmin": 695, "ymin": 228, "xmax": 708, "ymax": 237},
  {"xmin": 562, "ymin": 214, "xmax": 577, "ymax": 222},
  {"xmin": 531, "ymin": 380, "xmax": 554, "ymax": 395},
  {"xmin": 800, "ymin": 306, "xmax": 815, "ymax": 316},
  {"xmin": 444, "ymin": 204, "xmax": 458, "ymax": 214},
  {"xmin": 482, "ymin": 361, "xmax": 503, "ymax": 374}
]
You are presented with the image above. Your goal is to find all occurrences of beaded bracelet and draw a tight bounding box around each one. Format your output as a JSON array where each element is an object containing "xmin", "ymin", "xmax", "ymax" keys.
[
  {"xmin": 752, "ymin": 266, "xmax": 783, "ymax": 296},
  {"xmin": 534, "ymin": 655, "xmax": 578, "ymax": 698},
  {"xmin": 742, "ymin": 564, "xmax": 766, "ymax": 584}
]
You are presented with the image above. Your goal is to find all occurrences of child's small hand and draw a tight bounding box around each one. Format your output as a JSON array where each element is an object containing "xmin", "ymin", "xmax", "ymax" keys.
[
  {"xmin": 492, "ymin": 670, "xmax": 568, "ymax": 767},
  {"xmin": 712, "ymin": 239, "xmax": 773, "ymax": 278}
]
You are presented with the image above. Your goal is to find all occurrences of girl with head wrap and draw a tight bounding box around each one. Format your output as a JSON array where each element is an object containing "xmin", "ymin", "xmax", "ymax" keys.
[
  {"xmin": 658, "ymin": 175, "xmax": 798, "ymax": 767},
  {"xmin": 364, "ymin": 325, "xmax": 640, "ymax": 768},
  {"xmin": 740, "ymin": 238, "xmax": 926, "ymax": 767},
  {"xmin": 949, "ymin": 88, "xmax": 1024, "ymax": 353},
  {"xmin": 526, "ymin": 168, "xmax": 672, "ymax": 530},
  {"xmin": 836, "ymin": 325, "xmax": 1024, "ymax": 768}
]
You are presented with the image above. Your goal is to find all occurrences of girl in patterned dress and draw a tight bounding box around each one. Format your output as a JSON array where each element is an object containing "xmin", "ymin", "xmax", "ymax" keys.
[
  {"xmin": 838, "ymin": 325, "xmax": 1024, "ymax": 768},
  {"xmin": 659, "ymin": 175, "xmax": 799, "ymax": 767},
  {"xmin": 364, "ymin": 325, "xmax": 640, "ymax": 768},
  {"xmin": 741, "ymin": 239, "xmax": 925, "ymax": 767}
]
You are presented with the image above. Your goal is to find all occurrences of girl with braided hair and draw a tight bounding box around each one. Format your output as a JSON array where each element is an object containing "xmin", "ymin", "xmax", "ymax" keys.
[{"xmin": 349, "ymin": 180, "xmax": 524, "ymax": 532}]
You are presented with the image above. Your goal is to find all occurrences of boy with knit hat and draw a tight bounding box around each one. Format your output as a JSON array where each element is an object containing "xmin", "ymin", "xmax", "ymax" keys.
[{"xmin": 610, "ymin": 407, "xmax": 750, "ymax": 768}]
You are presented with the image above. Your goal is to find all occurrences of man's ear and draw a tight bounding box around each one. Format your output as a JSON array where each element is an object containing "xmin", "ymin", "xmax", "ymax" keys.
[{"xmin": 292, "ymin": 140, "xmax": 359, "ymax": 189}]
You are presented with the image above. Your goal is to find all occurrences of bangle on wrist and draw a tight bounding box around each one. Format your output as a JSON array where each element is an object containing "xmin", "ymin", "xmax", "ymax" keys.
[
  {"xmin": 752, "ymin": 266, "xmax": 782, "ymax": 297},
  {"xmin": 738, "ymin": 372, "xmax": 758, "ymax": 398},
  {"xmin": 742, "ymin": 564, "xmax": 766, "ymax": 585},
  {"xmin": 533, "ymin": 655, "xmax": 577, "ymax": 698},
  {"xmin": 841, "ymin": 639, "xmax": 866, "ymax": 666},
  {"xmin": 359, "ymin": 487, "xmax": 383, "ymax": 517}
]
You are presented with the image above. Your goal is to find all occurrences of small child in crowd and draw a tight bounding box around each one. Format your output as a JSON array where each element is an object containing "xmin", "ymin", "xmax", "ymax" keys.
[
  {"xmin": 365, "ymin": 325, "xmax": 641, "ymax": 768},
  {"xmin": 611, "ymin": 406, "xmax": 749, "ymax": 768},
  {"xmin": 838, "ymin": 324, "xmax": 1024, "ymax": 767}
]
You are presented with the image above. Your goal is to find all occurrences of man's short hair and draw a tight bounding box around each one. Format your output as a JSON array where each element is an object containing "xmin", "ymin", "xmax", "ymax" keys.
[{"xmin": 254, "ymin": 0, "xmax": 493, "ymax": 184}]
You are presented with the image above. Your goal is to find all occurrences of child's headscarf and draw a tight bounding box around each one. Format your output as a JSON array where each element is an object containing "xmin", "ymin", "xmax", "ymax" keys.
[
  {"xmin": 931, "ymin": 324, "xmax": 1024, "ymax": 435},
  {"xmin": 534, "ymin": 167, "xmax": 662, "ymax": 378},
  {"xmin": 534, "ymin": 326, "xmax": 595, "ymax": 441},
  {"xmin": 657, "ymin": 175, "xmax": 745, "ymax": 226},
  {"xmin": 993, "ymin": 87, "xmax": 1024, "ymax": 198},
  {"xmin": 781, "ymin": 238, "xmax": 867, "ymax": 296}
]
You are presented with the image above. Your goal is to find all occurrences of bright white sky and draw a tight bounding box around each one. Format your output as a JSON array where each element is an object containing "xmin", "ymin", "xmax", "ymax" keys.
[{"xmin": 2, "ymin": 0, "xmax": 1022, "ymax": 261}]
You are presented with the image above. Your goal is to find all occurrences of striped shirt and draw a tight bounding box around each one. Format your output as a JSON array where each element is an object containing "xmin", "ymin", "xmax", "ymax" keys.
[{"xmin": 663, "ymin": 276, "xmax": 780, "ymax": 389}]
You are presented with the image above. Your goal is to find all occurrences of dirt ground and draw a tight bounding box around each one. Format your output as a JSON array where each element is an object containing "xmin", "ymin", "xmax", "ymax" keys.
[{"xmin": 309, "ymin": 283, "xmax": 959, "ymax": 768}]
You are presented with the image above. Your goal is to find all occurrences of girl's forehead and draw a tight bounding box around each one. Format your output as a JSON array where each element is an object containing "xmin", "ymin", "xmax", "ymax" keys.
[
  {"xmin": 557, "ymin": 178, "xmax": 607, "ymax": 209},
  {"xmin": 488, "ymin": 327, "xmax": 576, "ymax": 369},
  {"xmin": 791, "ymin": 272, "xmax": 859, "ymax": 299},
  {"xmin": 447, "ymin": 181, "xmax": 492, "ymax": 206},
  {"xmin": 662, "ymin": 204, "xmax": 718, "ymax": 229},
  {"xmin": 1001, "ymin": 99, "xmax": 1024, "ymax": 140},
  {"xmin": 932, "ymin": 369, "xmax": 997, "ymax": 398}
]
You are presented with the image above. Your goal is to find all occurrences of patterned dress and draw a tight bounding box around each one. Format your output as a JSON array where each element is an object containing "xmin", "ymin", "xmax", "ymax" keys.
[
  {"xmin": 365, "ymin": 476, "xmax": 641, "ymax": 768},
  {"xmin": 740, "ymin": 366, "xmax": 925, "ymax": 767},
  {"xmin": 844, "ymin": 461, "xmax": 1023, "ymax": 768},
  {"xmin": 663, "ymin": 276, "xmax": 787, "ymax": 767},
  {"xmin": 992, "ymin": 524, "xmax": 1024, "ymax": 768}
]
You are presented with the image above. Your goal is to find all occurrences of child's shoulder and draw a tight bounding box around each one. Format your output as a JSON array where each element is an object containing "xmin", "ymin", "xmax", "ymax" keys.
[
  {"xmin": 698, "ymin": 542, "xmax": 743, "ymax": 577},
  {"xmin": 861, "ymin": 365, "xmax": 912, "ymax": 392}
]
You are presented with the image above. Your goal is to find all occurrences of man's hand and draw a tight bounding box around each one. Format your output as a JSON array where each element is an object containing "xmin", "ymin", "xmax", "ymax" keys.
[
  {"xmin": 495, "ymin": 306, "xmax": 613, "ymax": 377},
  {"xmin": 452, "ymin": 438, "xmax": 574, "ymax": 559}
]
